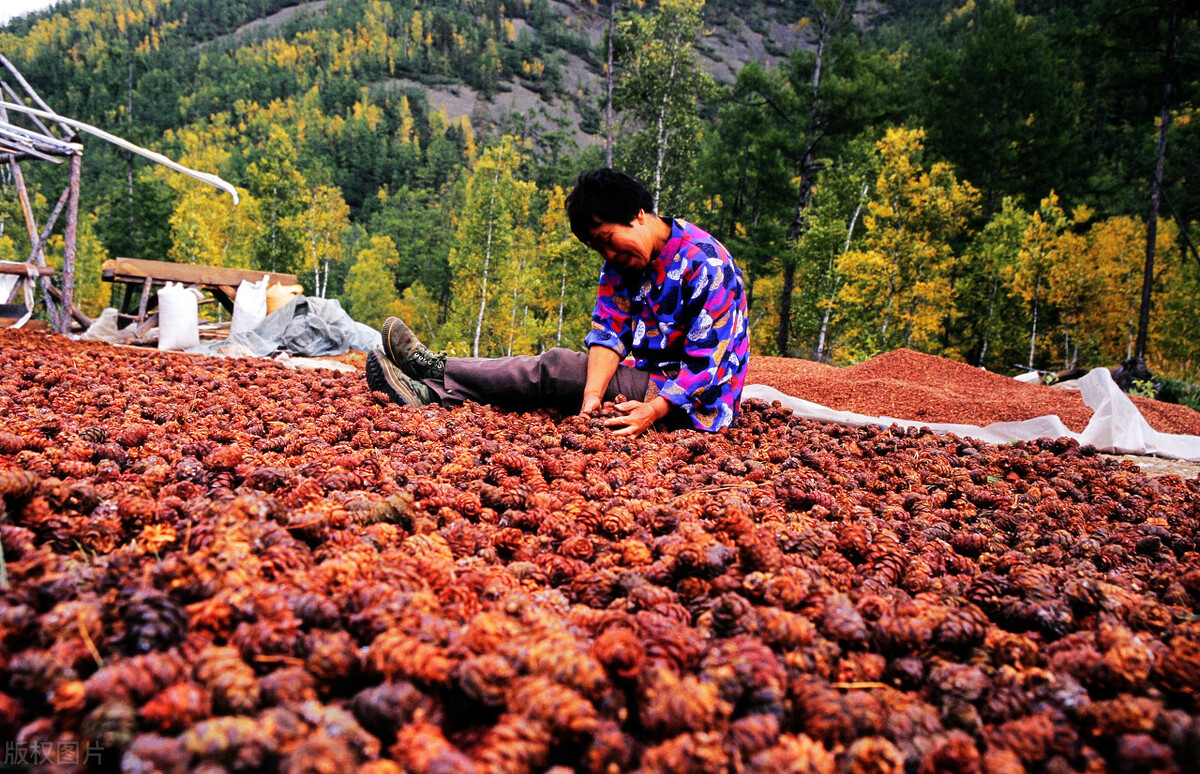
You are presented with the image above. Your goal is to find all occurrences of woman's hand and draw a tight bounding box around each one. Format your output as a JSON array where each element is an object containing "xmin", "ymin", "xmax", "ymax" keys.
[
  {"xmin": 603, "ymin": 397, "xmax": 670, "ymax": 437},
  {"xmin": 579, "ymin": 346, "xmax": 620, "ymax": 417},
  {"xmin": 579, "ymin": 393, "xmax": 603, "ymax": 415}
]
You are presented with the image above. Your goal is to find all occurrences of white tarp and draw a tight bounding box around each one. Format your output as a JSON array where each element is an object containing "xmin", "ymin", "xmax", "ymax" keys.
[{"xmin": 743, "ymin": 366, "xmax": 1200, "ymax": 462}]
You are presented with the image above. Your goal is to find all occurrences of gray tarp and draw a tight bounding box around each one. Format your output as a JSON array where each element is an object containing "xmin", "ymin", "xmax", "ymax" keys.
[{"xmin": 187, "ymin": 294, "xmax": 381, "ymax": 357}]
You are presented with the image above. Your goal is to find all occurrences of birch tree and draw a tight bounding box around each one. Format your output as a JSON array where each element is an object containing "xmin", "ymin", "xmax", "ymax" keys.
[
  {"xmin": 1008, "ymin": 192, "xmax": 1070, "ymax": 371},
  {"xmin": 613, "ymin": 0, "xmax": 712, "ymax": 213},
  {"xmin": 959, "ymin": 197, "xmax": 1030, "ymax": 368},
  {"xmin": 535, "ymin": 185, "xmax": 599, "ymax": 351},
  {"xmin": 444, "ymin": 137, "xmax": 535, "ymax": 357},
  {"xmin": 287, "ymin": 185, "xmax": 350, "ymax": 298}
]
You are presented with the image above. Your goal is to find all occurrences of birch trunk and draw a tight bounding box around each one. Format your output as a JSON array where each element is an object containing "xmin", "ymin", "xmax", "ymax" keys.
[
  {"xmin": 1028, "ymin": 291, "xmax": 1040, "ymax": 370},
  {"xmin": 650, "ymin": 42, "xmax": 680, "ymax": 213},
  {"xmin": 816, "ymin": 182, "xmax": 868, "ymax": 362},
  {"xmin": 472, "ymin": 164, "xmax": 502, "ymax": 357},
  {"xmin": 556, "ymin": 252, "xmax": 568, "ymax": 346},
  {"xmin": 605, "ymin": 0, "xmax": 616, "ymax": 168}
]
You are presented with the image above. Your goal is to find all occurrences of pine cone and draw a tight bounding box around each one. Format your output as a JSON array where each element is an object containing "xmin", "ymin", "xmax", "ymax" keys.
[
  {"xmin": 119, "ymin": 588, "xmax": 189, "ymax": 655},
  {"xmin": 195, "ymin": 645, "xmax": 261, "ymax": 715},
  {"xmin": 138, "ymin": 681, "xmax": 212, "ymax": 734}
]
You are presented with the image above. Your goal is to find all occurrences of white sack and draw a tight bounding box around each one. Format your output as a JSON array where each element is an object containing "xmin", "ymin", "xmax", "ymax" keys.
[
  {"xmin": 230, "ymin": 276, "xmax": 269, "ymax": 335},
  {"xmin": 743, "ymin": 366, "xmax": 1200, "ymax": 462},
  {"xmin": 157, "ymin": 283, "xmax": 203, "ymax": 351}
]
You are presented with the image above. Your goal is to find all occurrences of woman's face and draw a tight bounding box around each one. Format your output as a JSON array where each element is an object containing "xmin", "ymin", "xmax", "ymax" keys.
[{"xmin": 587, "ymin": 209, "xmax": 658, "ymax": 272}]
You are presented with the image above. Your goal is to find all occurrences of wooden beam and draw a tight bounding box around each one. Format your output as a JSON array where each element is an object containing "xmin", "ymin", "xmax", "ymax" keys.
[
  {"xmin": 0, "ymin": 55, "xmax": 76, "ymax": 139},
  {"xmin": 59, "ymin": 152, "xmax": 81, "ymax": 334},
  {"xmin": 0, "ymin": 263, "xmax": 54, "ymax": 276},
  {"xmin": 0, "ymin": 80, "xmax": 54, "ymax": 137},
  {"xmin": 7, "ymin": 156, "xmax": 37, "ymax": 244},
  {"xmin": 42, "ymin": 282, "xmax": 91, "ymax": 330},
  {"xmin": 101, "ymin": 257, "xmax": 299, "ymax": 288}
]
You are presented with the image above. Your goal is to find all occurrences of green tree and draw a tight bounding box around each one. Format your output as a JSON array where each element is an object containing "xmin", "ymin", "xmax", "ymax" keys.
[
  {"xmin": 919, "ymin": 1, "xmax": 1077, "ymax": 214},
  {"xmin": 371, "ymin": 185, "xmax": 455, "ymax": 322},
  {"xmin": 957, "ymin": 196, "xmax": 1031, "ymax": 369},
  {"xmin": 244, "ymin": 126, "xmax": 306, "ymax": 275},
  {"xmin": 787, "ymin": 134, "xmax": 877, "ymax": 362}
]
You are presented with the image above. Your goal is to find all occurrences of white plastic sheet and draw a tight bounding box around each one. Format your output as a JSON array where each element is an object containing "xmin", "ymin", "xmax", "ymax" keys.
[{"xmin": 743, "ymin": 366, "xmax": 1200, "ymax": 462}]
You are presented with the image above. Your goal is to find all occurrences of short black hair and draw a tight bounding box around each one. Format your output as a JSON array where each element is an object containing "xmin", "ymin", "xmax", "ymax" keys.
[{"xmin": 564, "ymin": 168, "xmax": 654, "ymax": 244}]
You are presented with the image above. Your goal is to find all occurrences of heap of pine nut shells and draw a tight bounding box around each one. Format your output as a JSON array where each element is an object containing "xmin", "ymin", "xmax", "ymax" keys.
[{"xmin": 0, "ymin": 328, "xmax": 1197, "ymax": 773}]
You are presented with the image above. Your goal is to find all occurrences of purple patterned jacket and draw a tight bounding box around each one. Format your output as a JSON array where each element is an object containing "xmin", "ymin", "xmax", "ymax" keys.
[{"xmin": 585, "ymin": 218, "xmax": 750, "ymax": 431}]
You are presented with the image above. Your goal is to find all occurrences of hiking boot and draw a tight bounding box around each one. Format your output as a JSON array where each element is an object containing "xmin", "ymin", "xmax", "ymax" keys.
[
  {"xmin": 365, "ymin": 350, "xmax": 437, "ymax": 407},
  {"xmin": 382, "ymin": 316, "xmax": 447, "ymax": 379}
]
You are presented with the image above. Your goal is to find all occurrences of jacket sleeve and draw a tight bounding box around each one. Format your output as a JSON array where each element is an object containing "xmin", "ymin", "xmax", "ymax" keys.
[
  {"xmin": 583, "ymin": 266, "xmax": 632, "ymax": 357},
  {"xmin": 654, "ymin": 254, "xmax": 745, "ymax": 427}
]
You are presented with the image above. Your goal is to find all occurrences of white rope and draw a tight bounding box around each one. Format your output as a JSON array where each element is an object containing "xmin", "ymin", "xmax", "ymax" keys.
[{"xmin": 0, "ymin": 100, "xmax": 239, "ymax": 205}]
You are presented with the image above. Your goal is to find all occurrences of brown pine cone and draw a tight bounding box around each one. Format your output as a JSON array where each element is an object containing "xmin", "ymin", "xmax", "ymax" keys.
[
  {"xmin": 195, "ymin": 645, "xmax": 261, "ymax": 715},
  {"xmin": 138, "ymin": 681, "xmax": 212, "ymax": 734},
  {"xmin": 746, "ymin": 732, "xmax": 836, "ymax": 774}
]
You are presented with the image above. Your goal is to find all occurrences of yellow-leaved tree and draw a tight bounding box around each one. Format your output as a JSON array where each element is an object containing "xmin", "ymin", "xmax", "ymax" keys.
[
  {"xmin": 1151, "ymin": 219, "xmax": 1197, "ymax": 379},
  {"xmin": 1043, "ymin": 205, "xmax": 1092, "ymax": 369},
  {"xmin": 160, "ymin": 116, "xmax": 251, "ymax": 268},
  {"xmin": 1071, "ymin": 215, "xmax": 1147, "ymax": 364},
  {"xmin": 343, "ymin": 235, "xmax": 403, "ymax": 329},
  {"xmin": 834, "ymin": 127, "xmax": 979, "ymax": 362},
  {"xmin": 286, "ymin": 185, "xmax": 350, "ymax": 298}
]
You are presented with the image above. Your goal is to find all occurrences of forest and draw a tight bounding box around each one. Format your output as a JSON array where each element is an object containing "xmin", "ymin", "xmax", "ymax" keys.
[{"xmin": 0, "ymin": 0, "xmax": 1198, "ymax": 392}]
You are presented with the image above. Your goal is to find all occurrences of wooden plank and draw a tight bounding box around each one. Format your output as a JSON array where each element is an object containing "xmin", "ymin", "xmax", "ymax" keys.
[
  {"xmin": 101, "ymin": 257, "xmax": 298, "ymax": 289},
  {"xmin": 0, "ymin": 262, "xmax": 54, "ymax": 276},
  {"xmin": 0, "ymin": 318, "xmax": 48, "ymax": 330}
]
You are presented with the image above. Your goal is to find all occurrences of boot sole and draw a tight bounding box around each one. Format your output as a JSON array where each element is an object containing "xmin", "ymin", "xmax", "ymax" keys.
[{"xmin": 366, "ymin": 351, "xmax": 428, "ymax": 406}]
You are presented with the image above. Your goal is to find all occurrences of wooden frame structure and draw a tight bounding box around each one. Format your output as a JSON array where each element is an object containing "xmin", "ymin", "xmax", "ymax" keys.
[
  {"xmin": 101, "ymin": 257, "xmax": 299, "ymax": 329},
  {"xmin": 0, "ymin": 54, "xmax": 91, "ymax": 333}
]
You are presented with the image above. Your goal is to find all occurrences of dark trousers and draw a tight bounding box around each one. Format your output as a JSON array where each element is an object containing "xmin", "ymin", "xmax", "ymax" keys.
[{"xmin": 423, "ymin": 347, "xmax": 651, "ymax": 415}]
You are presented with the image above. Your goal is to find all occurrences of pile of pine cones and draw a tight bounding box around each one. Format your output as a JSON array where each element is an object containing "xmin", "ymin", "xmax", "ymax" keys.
[{"xmin": 1, "ymin": 328, "xmax": 1198, "ymax": 773}]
